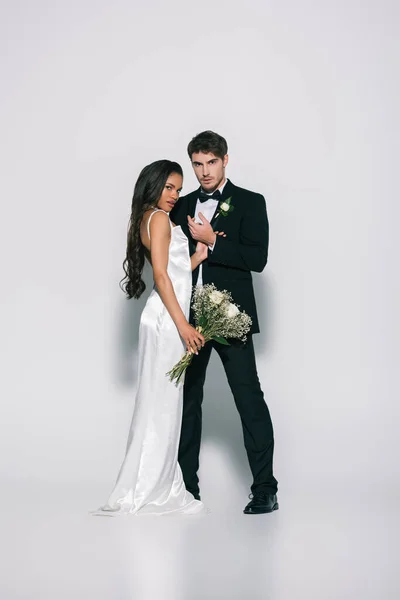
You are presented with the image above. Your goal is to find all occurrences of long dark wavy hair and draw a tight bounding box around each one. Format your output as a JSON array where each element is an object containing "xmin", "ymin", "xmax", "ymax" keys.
[{"xmin": 120, "ymin": 159, "xmax": 183, "ymax": 299}]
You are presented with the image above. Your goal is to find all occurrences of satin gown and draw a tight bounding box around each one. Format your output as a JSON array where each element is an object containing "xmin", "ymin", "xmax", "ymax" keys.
[{"xmin": 93, "ymin": 209, "xmax": 205, "ymax": 516}]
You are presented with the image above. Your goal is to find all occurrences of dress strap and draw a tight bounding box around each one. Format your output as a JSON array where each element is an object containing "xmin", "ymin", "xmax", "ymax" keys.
[{"xmin": 146, "ymin": 209, "xmax": 172, "ymax": 240}]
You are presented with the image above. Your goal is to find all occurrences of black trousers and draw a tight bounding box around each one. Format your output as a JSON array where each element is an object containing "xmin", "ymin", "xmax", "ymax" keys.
[{"xmin": 178, "ymin": 335, "xmax": 278, "ymax": 497}]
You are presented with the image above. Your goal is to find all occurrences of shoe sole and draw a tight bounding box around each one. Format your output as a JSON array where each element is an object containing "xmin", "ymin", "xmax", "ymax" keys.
[{"xmin": 243, "ymin": 502, "xmax": 279, "ymax": 515}]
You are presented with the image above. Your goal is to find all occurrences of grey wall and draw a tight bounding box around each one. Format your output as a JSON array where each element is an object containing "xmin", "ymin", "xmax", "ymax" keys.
[{"xmin": 1, "ymin": 0, "xmax": 398, "ymax": 505}]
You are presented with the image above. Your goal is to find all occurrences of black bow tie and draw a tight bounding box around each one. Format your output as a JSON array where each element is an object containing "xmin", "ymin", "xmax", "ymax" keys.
[{"xmin": 198, "ymin": 189, "xmax": 221, "ymax": 203}]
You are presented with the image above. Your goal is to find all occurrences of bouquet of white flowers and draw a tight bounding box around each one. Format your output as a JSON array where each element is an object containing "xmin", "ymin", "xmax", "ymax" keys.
[{"xmin": 166, "ymin": 284, "xmax": 252, "ymax": 384}]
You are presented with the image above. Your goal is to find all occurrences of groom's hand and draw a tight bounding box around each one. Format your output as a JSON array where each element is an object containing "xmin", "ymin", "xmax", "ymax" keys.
[{"xmin": 188, "ymin": 213, "xmax": 216, "ymax": 247}]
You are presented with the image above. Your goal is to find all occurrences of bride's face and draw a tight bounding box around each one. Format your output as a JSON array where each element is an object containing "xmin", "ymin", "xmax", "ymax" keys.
[{"xmin": 157, "ymin": 172, "xmax": 183, "ymax": 213}]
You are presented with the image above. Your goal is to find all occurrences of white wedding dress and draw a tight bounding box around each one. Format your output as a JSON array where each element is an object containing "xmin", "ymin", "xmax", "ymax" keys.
[{"xmin": 92, "ymin": 209, "xmax": 205, "ymax": 516}]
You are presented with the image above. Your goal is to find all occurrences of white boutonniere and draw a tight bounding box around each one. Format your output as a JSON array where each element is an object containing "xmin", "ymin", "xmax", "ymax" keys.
[{"xmin": 215, "ymin": 196, "xmax": 234, "ymax": 218}]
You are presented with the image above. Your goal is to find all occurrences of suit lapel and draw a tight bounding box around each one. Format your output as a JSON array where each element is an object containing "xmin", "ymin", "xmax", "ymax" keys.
[
  {"xmin": 180, "ymin": 190, "xmax": 199, "ymax": 251},
  {"xmin": 210, "ymin": 207, "xmax": 221, "ymax": 228},
  {"xmin": 210, "ymin": 179, "xmax": 235, "ymax": 229},
  {"xmin": 179, "ymin": 190, "xmax": 199, "ymax": 232},
  {"xmin": 189, "ymin": 188, "xmax": 200, "ymax": 218}
]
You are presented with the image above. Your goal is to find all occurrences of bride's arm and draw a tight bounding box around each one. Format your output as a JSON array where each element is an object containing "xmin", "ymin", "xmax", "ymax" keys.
[
  {"xmin": 190, "ymin": 235, "xmax": 226, "ymax": 271},
  {"xmin": 149, "ymin": 212, "xmax": 204, "ymax": 353},
  {"xmin": 190, "ymin": 242, "xmax": 208, "ymax": 271}
]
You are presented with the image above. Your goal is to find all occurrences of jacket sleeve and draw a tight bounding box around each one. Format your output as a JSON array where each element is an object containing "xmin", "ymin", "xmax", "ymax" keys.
[{"xmin": 207, "ymin": 193, "xmax": 269, "ymax": 272}]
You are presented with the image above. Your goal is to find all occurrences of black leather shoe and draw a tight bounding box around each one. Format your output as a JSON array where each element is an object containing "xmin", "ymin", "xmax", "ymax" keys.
[{"xmin": 243, "ymin": 492, "xmax": 279, "ymax": 514}]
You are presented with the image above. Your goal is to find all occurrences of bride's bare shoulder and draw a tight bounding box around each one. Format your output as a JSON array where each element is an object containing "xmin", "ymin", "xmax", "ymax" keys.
[
  {"xmin": 140, "ymin": 209, "xmax": 170, "ymax": 248},
  {"xmin": 143, "ymin": 209, "xmax": 170, "ymax": 232}
]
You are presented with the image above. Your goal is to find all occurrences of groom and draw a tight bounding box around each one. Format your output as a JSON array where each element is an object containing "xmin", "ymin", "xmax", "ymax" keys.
[{"xmin": 171, "ymin": 131, "xmax": 278, "ymax": 514}]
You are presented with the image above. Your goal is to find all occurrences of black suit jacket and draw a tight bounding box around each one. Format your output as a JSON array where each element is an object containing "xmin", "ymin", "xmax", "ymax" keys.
[{"xmin": 170, "ymin": 179, "xmax": 269, "ymax": 335}]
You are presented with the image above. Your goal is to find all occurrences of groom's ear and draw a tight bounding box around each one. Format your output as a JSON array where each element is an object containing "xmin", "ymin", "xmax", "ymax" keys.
[{"xmin": 223, "ymin": 154, "xmax": 229, "ymax": 168}]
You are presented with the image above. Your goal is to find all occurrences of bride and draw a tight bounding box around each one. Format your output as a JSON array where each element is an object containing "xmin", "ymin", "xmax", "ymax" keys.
[{"xmin": 93, "ymin": 159, "xmax": 209, "ymax": 516}]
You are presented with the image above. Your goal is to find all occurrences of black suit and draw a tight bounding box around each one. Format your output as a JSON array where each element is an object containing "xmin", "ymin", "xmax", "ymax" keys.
[{"xmin": 171, "ymin": 180, "xmax": 278, "ymax": 497}]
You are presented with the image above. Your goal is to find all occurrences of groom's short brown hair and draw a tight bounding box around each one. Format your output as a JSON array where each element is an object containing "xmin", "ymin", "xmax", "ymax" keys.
[{"xmin": 187, "ymin": 130, "xmax": 228, "ymax": 160}]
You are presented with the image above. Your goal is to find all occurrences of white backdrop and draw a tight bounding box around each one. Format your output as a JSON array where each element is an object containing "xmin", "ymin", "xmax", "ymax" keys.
[{"xmin": 1, "ymin": 1, "xmax": 399, "ymax": 509}]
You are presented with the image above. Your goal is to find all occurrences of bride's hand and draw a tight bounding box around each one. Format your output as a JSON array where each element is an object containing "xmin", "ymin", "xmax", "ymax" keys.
[
  {"xmin": 195, "ymin": 241, "xmax": 208, "ymax": 262},
  {"xmin": 178, "ymin": 322, "xmax": 205, "ymax": 355}
]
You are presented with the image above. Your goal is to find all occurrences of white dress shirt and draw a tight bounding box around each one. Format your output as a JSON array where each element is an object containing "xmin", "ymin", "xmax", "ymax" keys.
[{"xmin": 194, "ymin": 179, "xmax": 229, "ymax": 286}]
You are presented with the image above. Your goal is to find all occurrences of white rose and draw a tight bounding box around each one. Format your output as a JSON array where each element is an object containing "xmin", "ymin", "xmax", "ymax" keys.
[
  {"xmin": 226, "ymin": 303, "xmax": 240, "ymax": 318},
  {"xmin": 209, "ymin": 290, "xmax": 224, "ymax": 305},
  {"xmin": 220, "ymin": 202, "xmax": 230, "ymax": 212}
]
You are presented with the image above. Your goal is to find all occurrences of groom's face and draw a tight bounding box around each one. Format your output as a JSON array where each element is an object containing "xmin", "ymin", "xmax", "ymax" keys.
[{"xmin": 191, "ymin": 152, "xmax": 228, "ymax": 192}]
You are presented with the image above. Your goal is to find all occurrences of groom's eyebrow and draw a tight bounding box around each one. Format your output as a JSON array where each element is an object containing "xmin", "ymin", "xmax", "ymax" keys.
[{"xmin": 193, "ymin": 159, "xmax": 217, "ymax": 165}]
